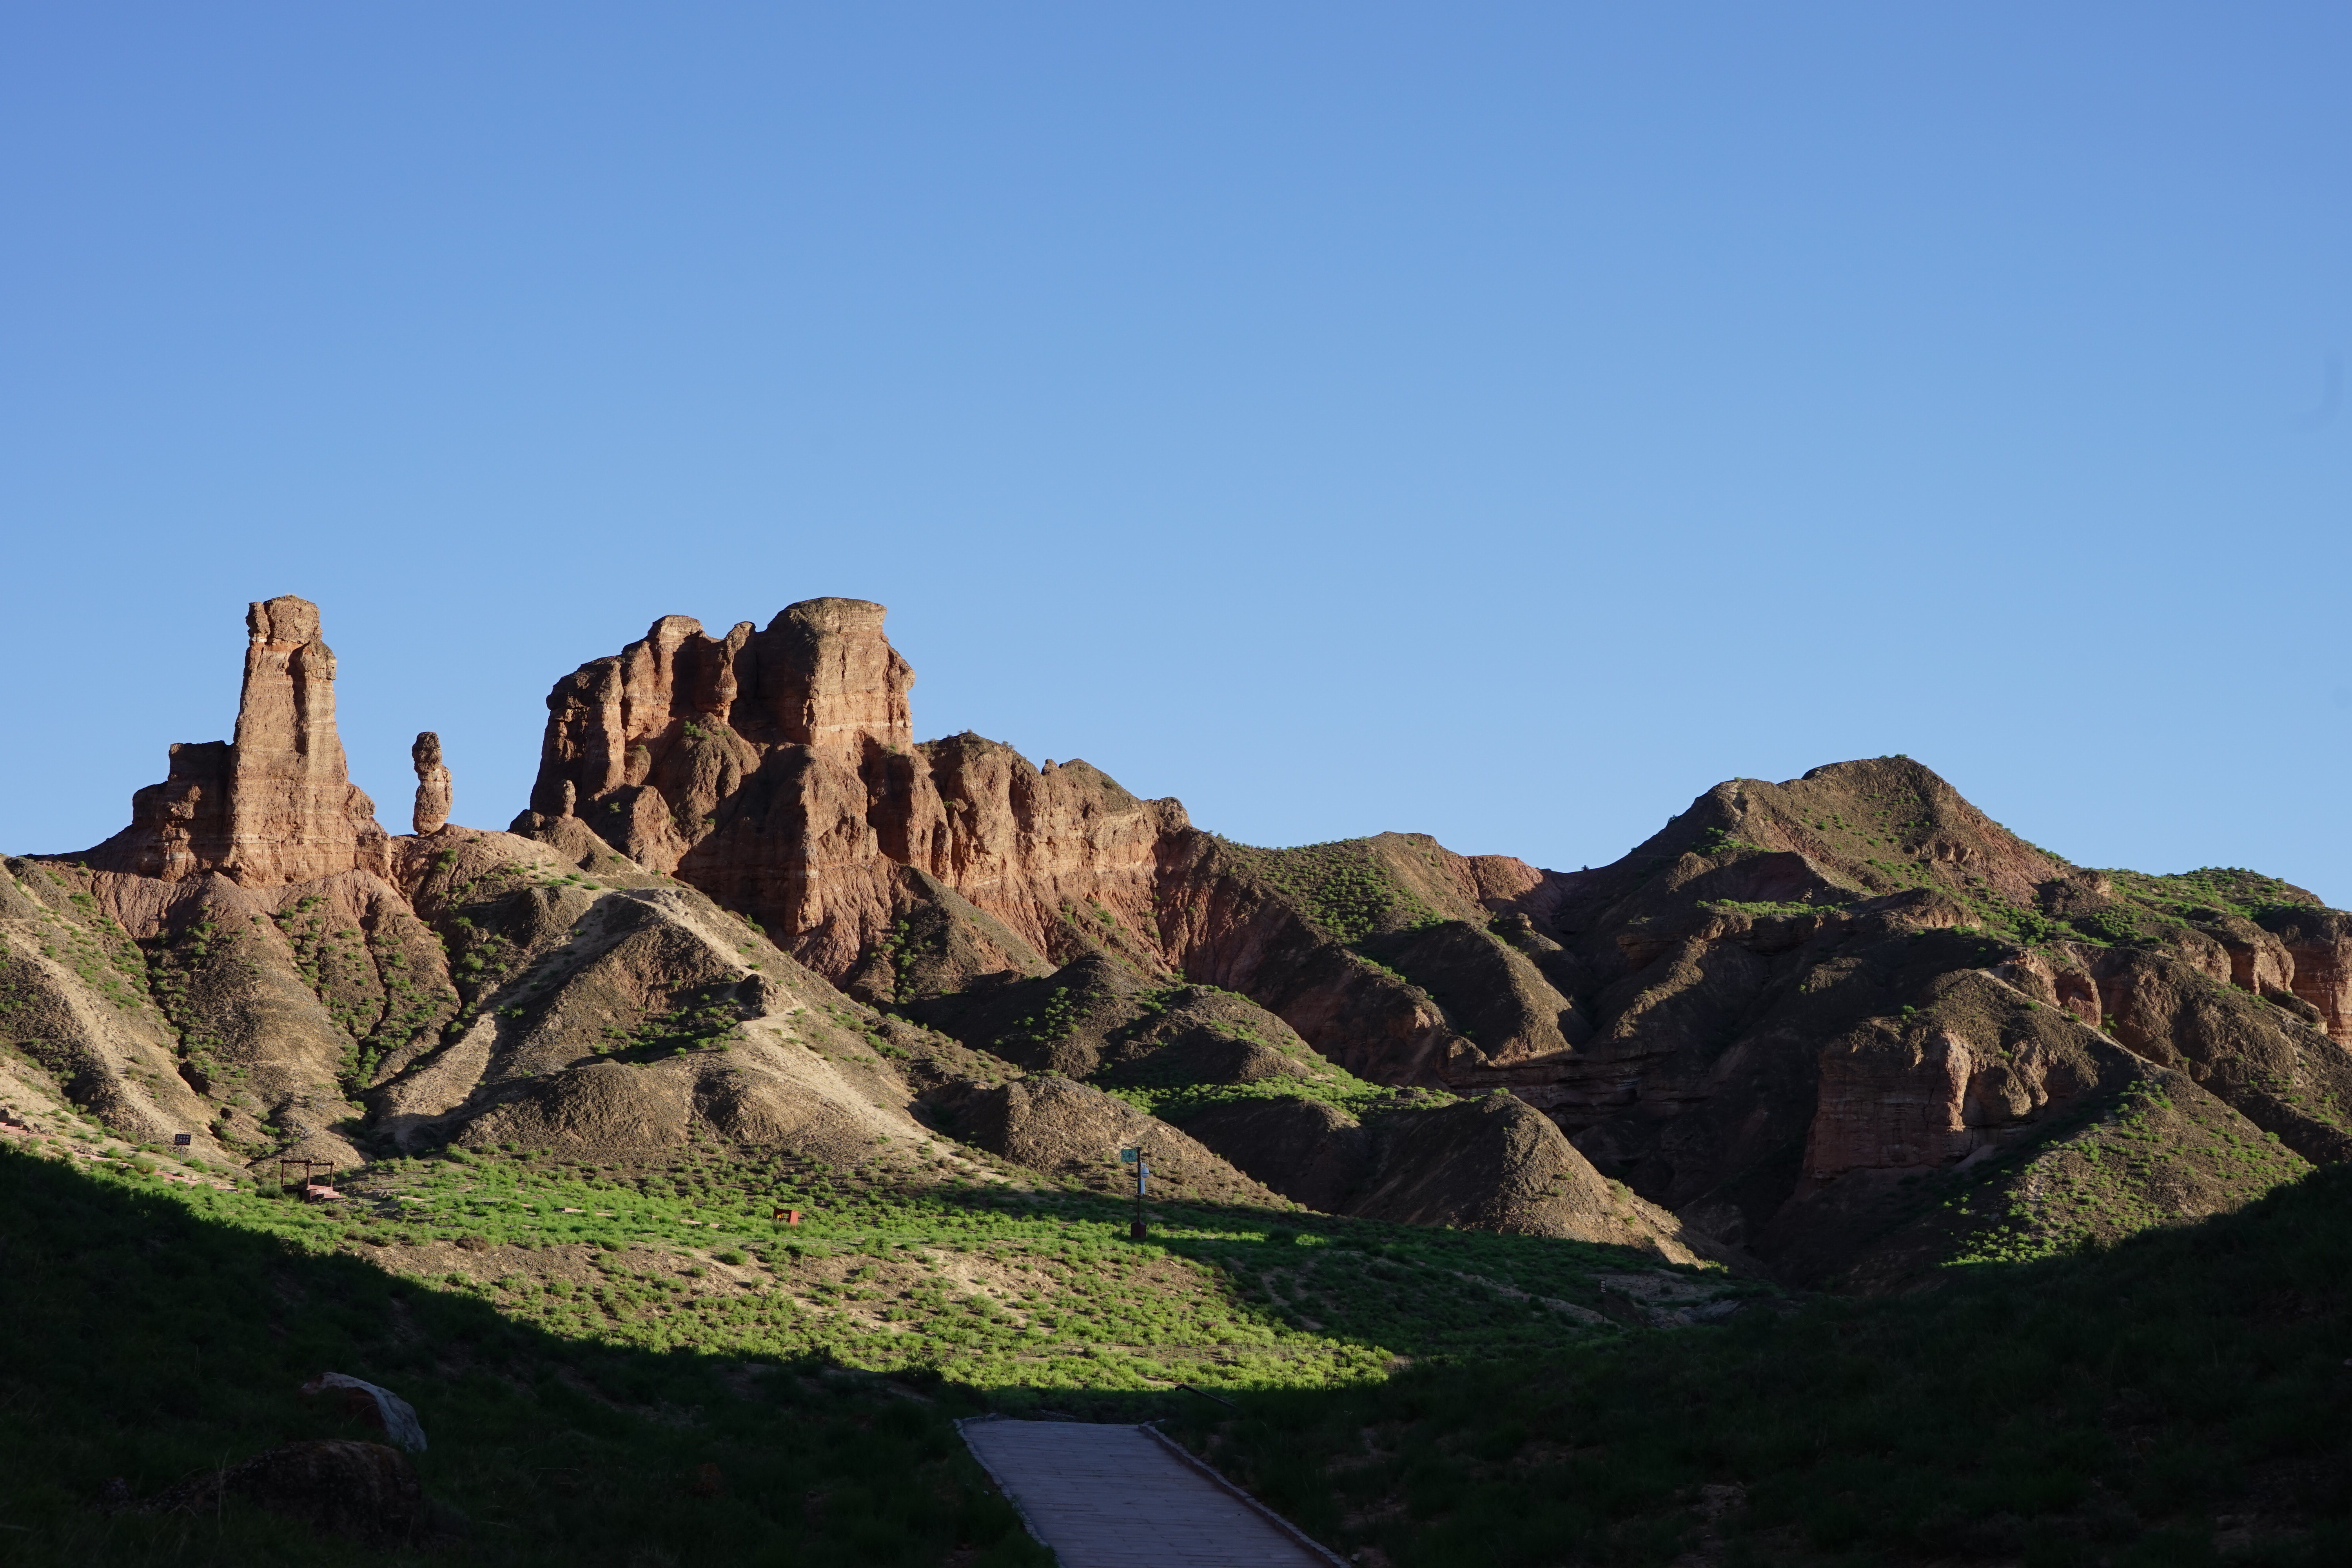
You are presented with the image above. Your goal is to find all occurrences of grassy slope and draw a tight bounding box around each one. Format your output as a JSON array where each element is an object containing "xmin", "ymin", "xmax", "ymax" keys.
[
  {"xmin": 0, "ymin": 1146, "xmax": 1044, "ymax": 1568},
  {"xmin": 1164, "ymin": 1167, "xmax": 2352, "ymax": 1568},
  {"xmin": 216, "ymin": 1141, "xmax": 1727, "ymax": 1391},
  {"xmin": 16, "ymin": 814, "xmax": 2351, "ymax": 1566},
  {"xmin": 0, "ymin": 1131, "xmax": 1738, "ymax": 1565},
  {"xmin": 1210, "ymin": 836, "xmax": 1449, "ymax": 944},
  {"xmin": 7, "ymin": 1096, "xmax": 2347, "ymax": 1568}
]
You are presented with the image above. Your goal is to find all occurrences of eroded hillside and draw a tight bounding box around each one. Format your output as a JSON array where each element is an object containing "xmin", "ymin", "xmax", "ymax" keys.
[{"xmin": 7, "ymin": 593, "xmax": 2348, "ymax": 1292}]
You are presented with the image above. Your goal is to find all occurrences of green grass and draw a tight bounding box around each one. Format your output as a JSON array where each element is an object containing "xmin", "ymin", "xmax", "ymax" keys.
[
  {"xmin": 1212, "ymin": 838, "xmax": 1444, "ymax": 944},
  {"xmin": 984, "ymin": 983, "xmax": 1086, "ymax": 1056},
  {"xmin": 1938, "ymin": 1081, "xmax": 2311, "ymax": 1266},
  {"xmin": 1690, "ymin": 827, "xmax": 1765, "ymax": 858},
  {"xmin": 2106, "ymin": 867, "xmax": 2320, "ymax": 922},
  {"xmin": 1164, "ymin": 1164, "xmax": 2352, "ymax": 1567},
  {"xmin": 1091, "ymin": 1007, "xmax": 1431, "ymax": 1124},
  {"xmin": 0, "ymin": 1130, "xmax": 1740, "ymax": 1563},
  {"xmin": 1697, "ymin": 898, "xmax": 1850, "ymax": 920},
  {"xmin": 15, "ymin": 1113, "xmax": 2351, "ymax": 1566},
  {"xmin": 1100, "ymin": 1071, "xmax": 1439, "ymax": 1125},
  {"xmin": 0, "ymin": 1145, "xmax": 1049, "ymax": 1568},
  {"xmin": 16, "ymin": 1137, "xmax": 1714, "ymax": 1399}
]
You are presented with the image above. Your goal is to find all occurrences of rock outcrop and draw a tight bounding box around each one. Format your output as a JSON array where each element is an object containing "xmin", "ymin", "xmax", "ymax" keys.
[
  {"xmin": 83, "ymin": 596, "xmax": 389, "ymax": 886},
  {"xmin": 2250, "ymin": 904, "xmax": 2352, "ymax": 1044},
  {"xmin": 20, "ymin": 598, "xmax": 952, "ymax": 1183},
  {"xmin": 18, "ymin": 590, "xmax": 2352, "ymax": 1290},
  {"xmin": 410, "ymin": 733, "xmax": 451, "ymax": 836},
  {"xmin": 510, "ymin": 601, "xmax": 2352, "ymax": 1283},
  {"xmin": 515, "ymin": 601, "xmax": 1183, "ymax": 982}
]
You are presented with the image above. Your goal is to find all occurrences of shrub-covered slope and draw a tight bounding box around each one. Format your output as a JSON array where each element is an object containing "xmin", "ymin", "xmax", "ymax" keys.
[
  {"xmin": 1151, "ymin": 759, "xmax": 2352, "ymax": 1286},
  {"xmin": 1165, "ymin": 1161, "xmax": 2352, "ymax": 1568}
]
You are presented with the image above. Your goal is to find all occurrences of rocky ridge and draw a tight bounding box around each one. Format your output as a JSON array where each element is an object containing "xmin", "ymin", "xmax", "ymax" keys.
[
  {"xmin": 6, "ymin": 593, "xmax": 2347, "ymax": 1287},
  {"xmin": 518, "ymin": 602, "xmax": 2352, "ymax": 1284},
  {"xmin": 8, "ymin": 596, "xmax": 1662, "ymax": 1262}
]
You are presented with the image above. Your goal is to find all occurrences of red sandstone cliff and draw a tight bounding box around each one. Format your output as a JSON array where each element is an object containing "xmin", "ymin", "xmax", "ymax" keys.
[
  {"xmin": 515, "ymin": 600, "xmax": 1187, "ymax": 980},
  {"xmin": 83, "ymin": 596, "xmax": 389, "ymax": 886}
]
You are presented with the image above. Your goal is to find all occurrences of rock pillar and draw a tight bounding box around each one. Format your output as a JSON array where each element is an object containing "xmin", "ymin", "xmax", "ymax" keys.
[
  {"xmin": 412, "ymin": 732, "xmax": 452, "ymax": 835},
  {"xmin": 82, "ymin": 595, "xmax": 389, "ymax": 884}
]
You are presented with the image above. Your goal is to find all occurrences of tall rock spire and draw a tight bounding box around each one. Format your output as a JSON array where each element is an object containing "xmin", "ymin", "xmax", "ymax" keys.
[
  {"xmin": 412, "ymin": 731, "xmax": 452, "ymax": 835},
  {"xmin": 83, "ymin": 596, "xmax": 389, "ymax": 884}
]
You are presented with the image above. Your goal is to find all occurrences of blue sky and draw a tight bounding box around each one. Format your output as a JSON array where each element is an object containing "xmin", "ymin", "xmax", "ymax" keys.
[{"xmin": 5, "ymin": 4, "xmax": 2348, "ymax": 898}]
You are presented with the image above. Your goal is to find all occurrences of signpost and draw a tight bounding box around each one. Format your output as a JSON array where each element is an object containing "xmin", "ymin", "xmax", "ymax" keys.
[{"xmin": 1119, "ymin": 1146, "xmax": 1149, "ymax": 1240}]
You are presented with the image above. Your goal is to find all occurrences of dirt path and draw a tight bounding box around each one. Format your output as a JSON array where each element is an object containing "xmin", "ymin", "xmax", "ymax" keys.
[{"xmin": 958, "ymin": 1417, "xmax": 1343, "ymax": 1567}]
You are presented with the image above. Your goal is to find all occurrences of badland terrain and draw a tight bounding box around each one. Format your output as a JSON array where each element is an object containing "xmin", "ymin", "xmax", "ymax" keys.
[{"xmin": 5, "ymin": 593, "xmax": 2350, "ymax": 1565}]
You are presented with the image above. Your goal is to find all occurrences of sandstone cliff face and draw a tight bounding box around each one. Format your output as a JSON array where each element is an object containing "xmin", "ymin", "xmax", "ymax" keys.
[
  {"xmin": 31, "ymin": 599, "xmax": 434, "ymax": 1165},
  {"xmin": 15, "ymin": 592, "xmax": 1252, "ymax": 1223},
  {"xmin": 2251, "ymin": 905, "xmax": 2352, "ymax": 1044},
  {"xmin": 520, "ymin": 605, "xmax": 1571, "ymax": 1042},
  {"xmin": 85, "ymin": 597, "xmax": 389, "ymax": 887},
  {"xmin": 518, "ymin": 603, "xmax": 1184, "ymax": 982}
]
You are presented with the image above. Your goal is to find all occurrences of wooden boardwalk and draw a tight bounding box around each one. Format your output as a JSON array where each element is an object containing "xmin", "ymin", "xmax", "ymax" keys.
[{"xmin": 959, "ymin": 1418, "xmax": 1343, "ymax": 1567}]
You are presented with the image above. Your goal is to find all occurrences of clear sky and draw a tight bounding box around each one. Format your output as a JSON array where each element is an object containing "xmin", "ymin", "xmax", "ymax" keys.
[{"xmin": 4, "ymin": 5, "xmax": 2348, "ymax": 899}]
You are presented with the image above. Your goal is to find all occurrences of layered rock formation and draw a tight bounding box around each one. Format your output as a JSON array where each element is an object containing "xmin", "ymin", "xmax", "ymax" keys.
[
  {"xmin": 515, "ymin": 601, "xmax": 1181, "ymax": 981},
  {"xmin": 85, "ymin": 596, "xmax": 388, "ymax": 886},
  {"xmin": 15, "ymin": 599, "xmax": 958, "ymax": 1175},
  {"xmin": 517, "ymin": 603, "xmax": 2352, "ymax": 1284},
  {"xmin": 410, "ymin": 733, "xmax": 451, "ymax": 836},
  {"xmin": 2, "ymin": 595, "xmax": 1313, "ymax": 1240},
  {"xmin": 1172, "ymin": 762, "xmax": 2352, "ymax": 1281},
  {"xmin": 23, "ymin": 599, "xmax": 426, "ymax": 1164},
  {"xmin": 13, "ymin": 590, "xmax": 2352, "ymax": 1288}
]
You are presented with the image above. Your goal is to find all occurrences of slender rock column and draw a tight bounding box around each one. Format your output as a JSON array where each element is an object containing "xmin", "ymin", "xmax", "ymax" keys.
[
  {"xmin": 81, "ymin": 595, "xmax": 389, "ymax": 884},
  {"xmin": 412, "ymin": 732, "xmax": 452, "ymax": 835}
]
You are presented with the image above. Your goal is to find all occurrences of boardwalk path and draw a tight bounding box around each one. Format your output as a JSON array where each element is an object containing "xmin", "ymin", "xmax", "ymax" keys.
[{"xmin": 959, "ymin": 1418, "xmax": 1345, "ymax": 1567}]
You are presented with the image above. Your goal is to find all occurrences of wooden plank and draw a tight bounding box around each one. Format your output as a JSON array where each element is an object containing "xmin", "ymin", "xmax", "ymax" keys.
[{"xmin": 960, "ymin": 1419, "xmax": 1339, "ymax": 1567}]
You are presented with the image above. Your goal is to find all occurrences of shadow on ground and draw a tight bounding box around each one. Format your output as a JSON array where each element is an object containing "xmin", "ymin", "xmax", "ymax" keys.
[{"xmin": 0, "ymin": 1149, "xmax": 1045, "ymax": 1568}]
